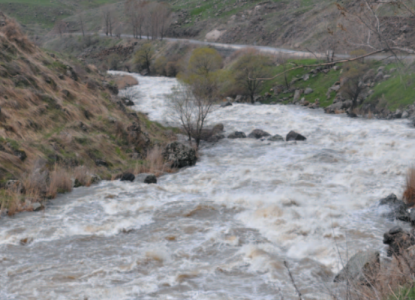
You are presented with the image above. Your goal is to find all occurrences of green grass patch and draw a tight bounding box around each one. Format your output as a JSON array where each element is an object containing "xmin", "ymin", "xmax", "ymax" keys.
[{"xmin": 366, "ymin": 72, "xmax": 415, "ymax": 111}]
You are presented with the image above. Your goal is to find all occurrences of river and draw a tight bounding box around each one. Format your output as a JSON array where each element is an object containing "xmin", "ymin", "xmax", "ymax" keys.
[{"xmin": 1, "ymin": 72, "xmax": 414, "ymax": 300}]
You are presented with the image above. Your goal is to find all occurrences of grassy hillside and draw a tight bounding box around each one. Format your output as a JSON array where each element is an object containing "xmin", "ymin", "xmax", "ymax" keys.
[
  {"xmin": 0, "ymin": 16, "xmax": 174, "ymax": 214},
  {"xmin": 0, "ymin": 0, "xmax": 119, "ymax": 32}
]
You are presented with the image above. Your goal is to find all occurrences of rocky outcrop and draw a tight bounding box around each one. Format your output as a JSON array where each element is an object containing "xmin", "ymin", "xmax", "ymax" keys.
[
  {"xmin": 228, "ymin": 131, "xmax": 247, "ymax": 139},
  {"xmin": 248, "ymin": 129, "xmax": 271, "ymax": 139},
  {"xmin": 163, "ymin": 141, "xmax": 197, "ymax": 168},
  {"xmin": 286, "ymin": 131, "xmax": 306, "ymax": 141},
  {"xmin": 293, "ymin": 89, "xmax": 302, "ymax": 103},
  {"xmin": 383, "ymin": 226, "xmax": 415, "ymax": 257},
  {"xmin": 379, "ymin": 193, "xmax": 409, "ymax": 221},
  {"xmin": 304, "ymin": 87, "xmax": 313, "ymax": 95},
  {"xmin": 334, "ymin": 251, "xmax": 380, "ymax": 284}
]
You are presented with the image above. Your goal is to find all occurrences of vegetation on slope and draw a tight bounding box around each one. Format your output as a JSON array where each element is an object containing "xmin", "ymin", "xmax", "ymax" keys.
[{"xmin": 0, "ymin": 16, "xmax": 174, "ymax": 214}]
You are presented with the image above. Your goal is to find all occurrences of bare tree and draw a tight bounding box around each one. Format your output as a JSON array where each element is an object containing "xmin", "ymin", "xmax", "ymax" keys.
[
  {"xmin": 255, "ymin": 0, "xmax": 415, "ymax": 82},
  {"xmin": 142, "ymin": 1, "xmax": 171, "ymax": 40},
  {"xmin": 125, "ymin": 0, "xmax": 148, "ymax": 39},
  {"xmin": 78, "ymin": 11, "xmax": 85, "ymax": 38},
  {"xmin": 340, "ymin": 62, "xmax": 368, "ymax": 110},
  {"xmin": 154, "ymin": 2, "xmax": 172, "ymax": 40},
  {"xmin": 169, "ymin": 83, "xmax": 215, "ymax": 149},
  {"xmin": 54, "ymin": 20, "xmax": 67, "ymax": 38},
  {"xmin": 102, "ymin": 5, "xmax": 114, "ymax": 36}
]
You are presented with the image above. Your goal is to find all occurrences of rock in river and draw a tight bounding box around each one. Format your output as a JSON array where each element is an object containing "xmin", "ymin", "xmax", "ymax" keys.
[
  {"xmin": 163, "ymin": 141, "xmax": 197, "ymax": 168},
  {"xmin": 247, "ymin": 129, "xmax": 271, "ymax": 139},
  {"xmin": 144, "ymin": 174, "xmax": 157, "ymax": 184},
  {"xmin": 268, "ymin": 134, "xmax": 284, "ymax": 142},
  {"xmin": 286, "ymin": 131, "xmax": 306, "ymax": 141},
  {"xmin": 120, "ymin": 172, "xmax": 135, "ymax": 182},
  {"xmin": 228, "ymin": 131, "xmax": 246, "ymax": 139}
]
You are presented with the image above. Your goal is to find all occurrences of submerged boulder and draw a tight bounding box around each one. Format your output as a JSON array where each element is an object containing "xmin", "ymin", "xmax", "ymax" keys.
[
  {"xmin": 247, "ymin": 129, "xmax": 271, "ymax": 139},
  {"xmin": 220, "ymin": 101, "xmax": 232, "ymax": 108},
  {"xmin": 333, "ymin": 251, "xmax": 380, "ymax": 284},
  {"xmin": 228, "ymin": 131, "xmax": 247, "ymax": 139},
  {"xmin": 286, "ymin": 131, "xmax": 306, "ymax": 141},
  {"xmin": 268, "ymin": 134, "xmax": 284, "ymax": 142},
  {"xmin": 163, "ymin": 142, "xmax": 197, "ymax": 168}
]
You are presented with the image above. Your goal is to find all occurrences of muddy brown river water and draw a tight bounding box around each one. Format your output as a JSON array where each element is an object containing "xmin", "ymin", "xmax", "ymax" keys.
[{"xmin": 1, "ymin": 73, "xmax": 413, "ymax": 299}]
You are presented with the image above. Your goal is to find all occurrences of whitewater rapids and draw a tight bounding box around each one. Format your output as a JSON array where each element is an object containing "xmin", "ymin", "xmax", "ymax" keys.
[{"xmin": 0, "ymin": 72, "xmax": 413, "ymax": 299}]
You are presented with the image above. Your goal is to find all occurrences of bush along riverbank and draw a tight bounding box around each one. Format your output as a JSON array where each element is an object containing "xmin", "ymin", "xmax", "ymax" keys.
[
  {"xmin": 0, "ymin": 16, "xmax": 200, "ymax": 217},
  {"xmin": 46, "ymin": 34, "xmax": 415, "ymax": 123}
]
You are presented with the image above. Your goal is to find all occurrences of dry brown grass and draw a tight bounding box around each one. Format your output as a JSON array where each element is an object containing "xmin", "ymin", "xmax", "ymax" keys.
[
  {"xmin": 113, "ymin": 75, "xmax": 139, "ymax": 90},
  {"xmin": 367, "ymin": 111, "xmax": 373, "ymax": 119},
  {"xmin": 134, "ymin": 146, "xmax": 175, "ymax": 176},
  {"xmin": 403, "ymin": 168, "xmax": 415, "ymax": 207},
  {"xmin": 0, "ymin": 15, "xmax": 174, "ymax": 216},
  {"xmin": 47, "ymin": 167, "xmax": 72, "ymax": 199},
  {"xmin": 74, "ymin": 166, "xmax": 92, "ymax": 187}
]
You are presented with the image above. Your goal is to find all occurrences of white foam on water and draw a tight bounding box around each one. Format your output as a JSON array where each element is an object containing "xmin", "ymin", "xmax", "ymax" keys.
[{"xmin": 0, "ymin": 72, "xmax": 413, "ymax": 299}]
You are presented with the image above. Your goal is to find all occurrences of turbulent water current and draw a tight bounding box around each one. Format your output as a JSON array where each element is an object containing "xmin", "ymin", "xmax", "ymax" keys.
[{"xmin": 1, "ymin": 72, "xmax": 414, "ymax": 299}]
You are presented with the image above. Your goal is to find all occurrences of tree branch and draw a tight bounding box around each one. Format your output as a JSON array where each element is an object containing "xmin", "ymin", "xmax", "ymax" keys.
[{"xmin": 252, "ymin": 48, "xmax": 387, "ymax": 81}]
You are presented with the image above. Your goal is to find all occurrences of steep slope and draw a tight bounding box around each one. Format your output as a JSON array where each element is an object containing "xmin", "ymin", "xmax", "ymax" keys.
[{"xmin": 0, "ymin": 15, "xmax": 172, "ymax": 212}]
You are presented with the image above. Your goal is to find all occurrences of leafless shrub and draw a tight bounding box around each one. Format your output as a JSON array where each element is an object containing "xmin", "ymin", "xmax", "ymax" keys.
[
  {"xmin": 168, "ymin": 83, "xmax": 215, "ymax": 148},
  {"xmin": 48, "ymin": 167, "xmax": 72, "ymax": 198},
  {"xmin": 74, "ymin": 166, "xmax": 92, "ymax": 187},
  {"xmin": 403, "ymin": 168, "xmax": 415, "ymax": 206}
]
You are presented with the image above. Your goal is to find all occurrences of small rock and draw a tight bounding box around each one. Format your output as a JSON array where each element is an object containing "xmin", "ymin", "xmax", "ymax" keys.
[
  {"xmin": 90, "ymin": 174, "xmax": 101, "ymax": 185},
  {"xmin": 32, "ymin": 202, "xmax": 43, "ymax": 212},
  {"xmin": 74, "ymin": 179, "xmax": 82, "ymax": 188},
  {"xmin": 122, "ymin": 97, "xmax": 134, "ymax": 106},
  {"xmin": 293, "ymin": 90, "xmax": 302, "ymax": 103},
  {"xmin": 402, "ymin": 111, "xmax": 409, "ymax": 118},
  {"xmin": 268, "ymin": 134, "xmax": 284, "ymax": 142},
  {"xmin": 374, "ymin": 72, "xmax": 384, "ymax": 82},
  {"xmin": 211, "ymin": 123, "xmax": 224, "ymax": 134},
  {"xmin": 228, "ymin": 131, "xmax": 247, "ymax": 139},
  {"xmin": 95, "ymin": 160, "xmax": 109, "ymax": 167},
  {"xmin": 304, "ymin": 87, "xmax": 313, "ymax": 95},
  {"xmin": 207, "ymin": 134, "xmax": 225, "ymax": 143},
  {"xmin": 220, "ymin": 101, "xmax": 232, "ymax": 108},
  {"xmin": 14, "ymin": 150, "xmax": 27, "ymax": 161},
  {"xmin": 144, "ymin": 174, "xmax": 157, "ymax": 184},
  {"xmin": 302, "ymin": 74, "xmax": 309, "ymax": 81},
  {"xmin": 248, "ymin": 129, "xmax": 271, "ymax": 139},
  {"xmin": 120, "ymin": 172, "xmax": 135, "ymax": 182},
  {"xmin": 286, "ymin": 131, "xmax": 306, "ymax": 141},
  {"xmin": 347, "ymin": 111, "xmax": 358, "ymax": 118}
]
